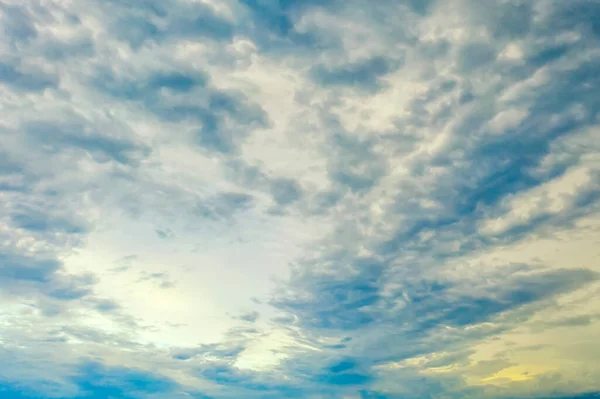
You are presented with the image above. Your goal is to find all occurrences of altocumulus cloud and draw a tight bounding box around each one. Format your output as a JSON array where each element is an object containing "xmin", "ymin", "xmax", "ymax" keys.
[{"xmin": 1, "ymin": 0, "xmax": 600, "ymax": 398}]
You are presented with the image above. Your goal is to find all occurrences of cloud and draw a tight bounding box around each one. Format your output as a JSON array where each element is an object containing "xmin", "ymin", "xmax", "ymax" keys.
[
  {"xmin": 237, "ymin": 311, "xmax": 260, "ymax": 323},
  {"xmin": 0, "ymin": 251, "xmax": 99, "ymax": 311},
  {"xmin": 1, "ymin": 0, "xmax": 600, "ymax": 398},
  {"xmin": 23, "ymin": 120, "xmax": 150, "ymax": 165},
  {"xmin": 0, "ymin": 62, "xmax": 56, "ymax": 92},
  {"xmin": 194, "ymin": 191, "xmax": 255, "ymax": 220},
  {"xmin": 310, "ymin": 56, "xmax": 400, "ymax": 92}
]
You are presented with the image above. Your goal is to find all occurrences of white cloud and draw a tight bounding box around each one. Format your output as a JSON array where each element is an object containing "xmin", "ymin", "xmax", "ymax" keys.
[{"xmin": 481, "ymin": 166, "xmax": 595, "ymax": 235}]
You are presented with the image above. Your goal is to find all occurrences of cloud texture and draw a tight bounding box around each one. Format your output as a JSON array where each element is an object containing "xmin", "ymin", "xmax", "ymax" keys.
[{"xmin": 1, "ymin": 0, "xmax": 600, "ymax": 398}]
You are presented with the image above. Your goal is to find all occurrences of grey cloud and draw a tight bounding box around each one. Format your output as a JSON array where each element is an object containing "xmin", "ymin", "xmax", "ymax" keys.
[
  {"xmin": 113, "ymin": 16, "xmax": 160, "ymax": 48},
  {"xmin": 529, "ymin": 314, "xmax": 600, "ymax": 333},
  {"xmin": 194, "ymin": 191, "xmax": 254, "ymax": 221},
  {"xmin": 404, "ymin": 0, "xmax": 436, "ymax": 14},
  {"xmin": 456, "ymin": 42, "xmax": 497, "ymax": 72},
  {"xmin": 138, "ymin": 272, "xmax": 176, "ymax": 289},
  {"xmin": 327, "ymin": 133, "xmax": 388, "ymax": 193},
  {"xmin": 0, "ymin": 3, "xmax": 37, "ymax": 42},
  {"xmin": 23, "ymin": 121, "xmax": 150, "ymax": 166},
  {"xmin": 491, "ymin": 1, "xmax": 533, "ymax": 39},
  {"xmin": 548, "ymin": 1, "xmax": 600, "ymax": 38},
  {"xmin": 167, "ymin": 9, "xmax": 234, "ymax": 41},
  {"xmin": 238, "ymin": 311, "xmax": 260, "ymax": 323},
  {"xmin": 91, "ymin": 68, "xmax": 268, "ymax": 154},
  {"xmin": 273, "ymin": 253, "xmax": 597, "ymax": 334},
  {"xmin": 11, "ymin": 211, "xmax": 87, "ymax": 234},
  {"xmin": 225, "ymin": 160, "xmax": 308, "ymax": 212},
  {"xmin": 270, "ymin": 178, "xmax": 303, "ymax": 206},
  {"xmin": 0, "ymin": 252, "xmax": 96, "ymax": 304},
  {"xmin": 0, "ymin": 252, "xmax": 61, "ymax": 284},
  {"xmin": 271, "ymin": 256, "xmax": 384, "ymax": 330},
  {"xmin": 0, "ymin": 62, "xmax": 57, "ymax": 92},
  {"xmin": 155, "ymin": 228, "xmax": 175, "ymax": 240},
  {"xmin": 104, "ymin": 0, "xmax": 235, "ymax": 48},
  {"xmin": 86, "ymin": 297, "xmax": 122, "ymax": 313},
  {"xmin": 172, "ymin": 342, "xmax": 247, "ymax": 362},
  {"xmin": 42, "ymin": 40, "xmax": 95, "ymax": 61},
  {"xmin": 311, "ymin": 56, "xmax": 400, "ymax": 91}
]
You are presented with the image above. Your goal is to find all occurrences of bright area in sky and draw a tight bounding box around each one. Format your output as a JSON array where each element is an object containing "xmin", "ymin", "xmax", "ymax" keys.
[{"xmin": 1, "ymin": 0, "xmax": 600, "ymax": 398}]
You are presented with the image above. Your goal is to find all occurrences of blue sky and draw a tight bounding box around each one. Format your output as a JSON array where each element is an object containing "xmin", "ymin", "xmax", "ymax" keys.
[{"xmin": 1, "ymin": 0, "xmax": 600, "ymax": 398}]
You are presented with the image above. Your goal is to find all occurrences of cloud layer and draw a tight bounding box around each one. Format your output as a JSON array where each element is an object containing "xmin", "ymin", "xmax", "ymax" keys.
[{"xmin": 1, "ymin": 0, "xmax": 600, "ymax": 398}]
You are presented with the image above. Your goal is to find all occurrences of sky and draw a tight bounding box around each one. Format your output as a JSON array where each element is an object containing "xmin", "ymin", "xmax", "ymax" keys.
[{"xmin": 0, "ymin": 0, "xmax": 599, "ymax": 398}]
